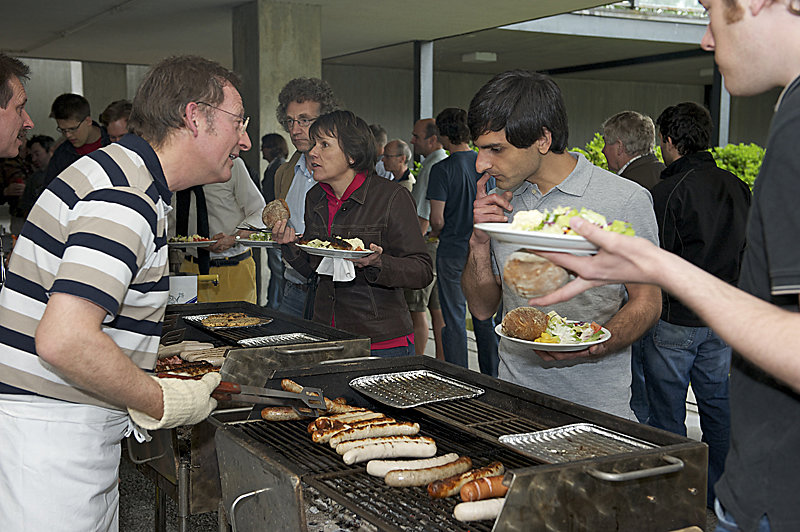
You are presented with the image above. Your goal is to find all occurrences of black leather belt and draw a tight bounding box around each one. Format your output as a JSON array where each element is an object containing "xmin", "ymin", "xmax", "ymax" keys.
[{"xmin": 187, "ymin": 249, "xmax": 251, "ymax": 267}]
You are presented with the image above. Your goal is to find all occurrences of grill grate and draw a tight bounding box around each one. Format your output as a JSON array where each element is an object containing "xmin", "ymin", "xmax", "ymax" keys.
[{"xmin": 229, "ymin": 407, "xmax": 540, "ymax": 531}]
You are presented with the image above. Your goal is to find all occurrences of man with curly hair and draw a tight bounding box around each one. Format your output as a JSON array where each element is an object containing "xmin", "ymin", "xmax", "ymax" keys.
[{"xmin": 273, "ymin": 77, "xmax": 339, "ymax": 317}]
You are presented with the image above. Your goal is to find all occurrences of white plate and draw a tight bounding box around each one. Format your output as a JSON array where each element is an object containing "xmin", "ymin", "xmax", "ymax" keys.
[
  {"xmin": 474, "ymin": 222, "xmax": 598, "ymax": 255},
  {"xmin": 237, "ymin": 237, "xmax": 279, "ymax": 248},
  {"xmin": 167, "ymin": 239, "xmax": 218, "ymax": 248},
  {"xmin": 297, "ymin": 244, "xmax": 374, "ymax": 259},
  {"xmin": 495, "ymin": 323, "xmax": 611, "ymax": 352}
]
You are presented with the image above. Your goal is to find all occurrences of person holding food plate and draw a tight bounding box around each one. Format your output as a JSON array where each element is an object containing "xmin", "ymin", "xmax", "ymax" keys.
[
  {"xmin": 273, "ymin": 110, "xmax": 432, "ymax": 356},
  {"xmin": 462, "ymin": 70, "xmax": 661, "ymax": 419}
]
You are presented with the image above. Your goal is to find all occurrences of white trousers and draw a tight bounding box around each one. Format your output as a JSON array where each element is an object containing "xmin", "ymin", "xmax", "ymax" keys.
[{"xmin": 0, "ymin": 394, "xmax": 130, "ymax": 532}]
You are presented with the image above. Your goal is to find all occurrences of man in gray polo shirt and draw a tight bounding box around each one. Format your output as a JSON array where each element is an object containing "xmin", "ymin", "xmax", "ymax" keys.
[{"xmin": 462, "ymin": 70, "xmax": 661, "ymax": 418}]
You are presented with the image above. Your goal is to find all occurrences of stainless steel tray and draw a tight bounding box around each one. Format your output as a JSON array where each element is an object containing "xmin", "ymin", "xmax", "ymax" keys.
[
  {"xmin": 237, "ymin": 333, "xmax": 324, "ymax": 347},
  {"xmin": 183, "ymin": 313, "xmax": 273, "ymax": 329},
  {"xmin": 499, "ymin": 423, "xmax": 655, "ymax": 464},
  {"xmin": 349, "ymin": 370, "xmax": 484, "ymax": 408}
]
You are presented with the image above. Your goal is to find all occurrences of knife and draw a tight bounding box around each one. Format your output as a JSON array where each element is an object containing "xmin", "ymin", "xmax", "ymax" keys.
[{"xmin": 212, "ymin": 381, "xmax": 327, "ymax": 416}]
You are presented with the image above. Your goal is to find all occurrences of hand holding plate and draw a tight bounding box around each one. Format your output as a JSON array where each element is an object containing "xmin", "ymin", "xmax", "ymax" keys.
[
  {"xmin": 351, "ymin": 243, "xmax": 382, "ymax": 268},
  {"xmin": 272, "ymin": 218, "xmax": 297, "ymax": 244}
]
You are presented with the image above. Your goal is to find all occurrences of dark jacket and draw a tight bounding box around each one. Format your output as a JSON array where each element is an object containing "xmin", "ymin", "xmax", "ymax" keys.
[
  {"xmin": 262, "ymin": 157, "xmax": 285, "ymax": 203},
  {"xmin": 44, "ymin": 122, "xmax": 110, "ymax": 187},
  {"xmin": 282, "ymin": 173, "xmax": 433, "ymax": 342},
  {"xmin": 621, "ymin": 153, "xmax": 665, "ymax": 191},
  {"xmin": 651, "ymin": 151, "xmax": 751, "ymax": 326}
]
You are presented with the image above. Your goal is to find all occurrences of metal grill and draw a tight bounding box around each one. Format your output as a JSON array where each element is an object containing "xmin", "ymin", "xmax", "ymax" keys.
[{"xmin": 228, "ymin": 404, "xmax": 541, "ymax": 532}]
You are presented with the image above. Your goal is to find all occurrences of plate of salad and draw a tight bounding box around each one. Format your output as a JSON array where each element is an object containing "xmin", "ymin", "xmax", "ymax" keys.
[
  {"xmin": 475, "ymin": 206, "xmax": 635, "ymax": 255},
  {"xmin": 237, "ymin": 233, "xmax": 279, "ymax": 248},
  {"xmin": 495, "ymin": 310, "xmax": 611, "ymax": 352}
]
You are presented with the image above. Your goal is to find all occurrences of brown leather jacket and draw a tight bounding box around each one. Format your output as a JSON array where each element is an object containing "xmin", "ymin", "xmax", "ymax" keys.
[
  {"xmin": 282, "ymin": 173, "xmax": 433, "ymax": 343},
  {"xmin": 274, "ymin": 151, "xmax": 302, "ymax": 200}
]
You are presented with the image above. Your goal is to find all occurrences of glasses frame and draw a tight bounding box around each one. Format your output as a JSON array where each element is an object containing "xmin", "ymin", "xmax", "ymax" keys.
[
  {"xmin": 282, "ymin": 116, "xmax": 318, "ymax": 130},
  {"xmin": 197, "ymin": 102, "xmax": 249, "ymax": 135},
  {"xmin": 56, "ymin": 116, "xmax": 89, "ymax": 135}
]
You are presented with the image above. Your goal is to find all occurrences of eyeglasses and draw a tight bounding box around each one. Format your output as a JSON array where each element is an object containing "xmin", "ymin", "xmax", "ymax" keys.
[
  {"xmin": 56, "ymin": 118, "xmax": 87, "ymax": 135},
  {"xmin": 282, "ymin": 116, "xmax": 317, "ymax": 130},
  {"xmin": 197, "ymin": 102, "xmax": 249, "ymax": 135}
]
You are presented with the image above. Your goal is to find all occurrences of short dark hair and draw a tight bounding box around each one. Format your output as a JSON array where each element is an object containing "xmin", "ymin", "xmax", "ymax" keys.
[
  {"xmin": 51, "ymin": 93, "xmax": 90, "ymax": 121},
  {"xmin": 261, "ymin": 133, "xmax": 288, "ymax": 160},
  {"xmin": 128, "ymin": 55, "xmax": 241, "ymax": 149},
  {"xmin": 276, "ymin": 78, "xmax": 338, "ymax": 132},
  {"xmin": 0, "ymin": 54, "xmax": 30, "ymax": 109},
  {"xmin": 656, "ymin": 102, "xmax": 713, "ymax": 156},
  {"xmin": 309, "ymin": 110, "xmax": 377, "ymax": 176},
  {"xmin": 468, "ymin": 70, "xmax": 568, "ymax": 153},
  {"xmin": 28, "ymin": 134, "xmax": 55, "ymax": 152},
  {"xmin": 99, "ymin": 99, "xmax": 132, "ymax": 127},
  {"xmin": 435, "ymin": 107, "xmax": 470, "ymax": 145}
]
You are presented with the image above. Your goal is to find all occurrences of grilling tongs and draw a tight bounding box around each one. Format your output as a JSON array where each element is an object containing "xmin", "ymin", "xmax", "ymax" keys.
[{"xmin": 212, "ymin": 381, "xmax": 327, "ymax": 417}]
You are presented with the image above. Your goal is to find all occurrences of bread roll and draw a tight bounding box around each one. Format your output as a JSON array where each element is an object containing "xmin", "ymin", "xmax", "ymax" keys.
[
  {"xmin": 501, "ymin": 307, "xmax": 549, "ymax": 341},
  {"xmin": 503, "ymin": 251, "xmax": 568, "ymax": 298},
  {"xmin": 262, "ymin": 199, "xmax": 290, "ymax": 229}
]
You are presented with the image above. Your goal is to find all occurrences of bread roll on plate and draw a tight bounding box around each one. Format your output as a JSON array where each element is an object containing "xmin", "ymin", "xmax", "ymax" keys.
[
  {"xmin": 503, "ymin": 251, "xmax": 568, "ymax": 298},
  {"xmin": 501, "ymin": 307, "xmax": 549, "ymax": 341},
  {"xmin": 262, "ymin": 199, "xmax": 290, "ymax": 229}
]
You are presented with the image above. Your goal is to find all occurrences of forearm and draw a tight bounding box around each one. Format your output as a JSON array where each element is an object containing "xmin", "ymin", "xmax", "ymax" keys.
[{"xmin": 462, "ymin": 236, "xmax": 501, "ymax": 320}]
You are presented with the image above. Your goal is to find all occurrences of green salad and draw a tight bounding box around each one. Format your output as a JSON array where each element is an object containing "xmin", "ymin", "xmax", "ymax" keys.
[{"xmin": 509, "ymin": 206, "xmax": 635, "ymax": 236}]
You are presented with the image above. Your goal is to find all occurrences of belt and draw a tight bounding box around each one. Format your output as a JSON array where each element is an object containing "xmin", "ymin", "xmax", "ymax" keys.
[{"xmin": 187, "ymin": 249, "xmax": 251, "ymax": 267}]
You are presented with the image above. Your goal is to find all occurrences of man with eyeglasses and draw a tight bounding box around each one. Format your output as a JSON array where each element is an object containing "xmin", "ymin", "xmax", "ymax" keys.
[
  {"xmin": 273, "ymin": 77, "xmax": 339, "ymax": 318},
  {"xmin": 44, "ymin": 92, "xmax": 110, "ymax": 187},
  {"xmin": 0, "ymin": 55, "xmax": 251, "ymax": 530}
]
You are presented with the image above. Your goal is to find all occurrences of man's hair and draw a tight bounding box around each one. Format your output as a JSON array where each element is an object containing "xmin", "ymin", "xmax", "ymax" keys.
[
  {"xmin": 0, "ymin": 54, "xmax": 30, "ymax": 109},
  {"xmin": 276, "ymin": 78, "xmax": 338, "ymax": 132},
  {"xmin": 51, "ymin": 93, "xmax": 90, "ymax": 121},
  {"xmin": 386, "ymin": 139, "xmax": 412, "ymax": 164},
  {"xmin": 99, "ymin": 99, "xmax": 132, "ymax": 127},
  {"xmin": 309, "ymin": 110, "xmax": 377, "ymax": 176},
  {"xmin": 419, "ymin": 119, "xmax": 438, "ymax": 140},
  {"xmin": 369, "ymin": 124, "xmax": 388, "ymax": 148},
  {"xmin": 468, "ymin": 70, "xmax": 568, "ymax": 153},
  {"xmin": 602, "ymin": 111, "xmax": 656, "ymax": 157},
  {"xmin": 656, "ymin": 102, "xmax": 713, "ymax": 156},
  {"xmin": 128, "ymin": 55, "xmax": 241, "ymax": 148},
  {"xmin": 435, "ymin": 107, "xmax": 470, "ymax": 145},
  {"xmin": 27, "ymin": 134, "xmax": 55, "ymax": 152},
  {"xmin": 261, "ymin": 133, "xmax": 288, "ymax": 160}
]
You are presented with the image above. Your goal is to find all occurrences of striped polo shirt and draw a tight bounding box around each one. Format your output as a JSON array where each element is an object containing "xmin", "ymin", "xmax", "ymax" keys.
[{"xmin": 0, "ymin": 134, "xmax": 172, "ymax": 409}]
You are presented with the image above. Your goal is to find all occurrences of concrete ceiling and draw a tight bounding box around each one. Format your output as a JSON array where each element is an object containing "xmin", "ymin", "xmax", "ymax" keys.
[{"xmin": 1, "ymin": 1, "xmax": 712, "ymax": 86}]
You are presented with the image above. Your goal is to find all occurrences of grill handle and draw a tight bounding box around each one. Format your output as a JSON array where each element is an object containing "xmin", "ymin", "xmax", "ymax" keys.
[
  {"xmin": 126, "ymin": 439, "xmax": 166, "ymax": 465},
  {"xmin": 586, "ymin": 454, "xmax": 684, "ymax": 482},
  {"xmin": 229, "ymin": 487, "xmax": 271, "ymax": 532},
  {"xmin": 274, "ymin": 344, "xmax": 345, "ymax": 355}
]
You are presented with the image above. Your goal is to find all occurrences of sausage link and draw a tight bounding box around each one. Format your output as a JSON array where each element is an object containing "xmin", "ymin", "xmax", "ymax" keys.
[
  {"xmin": 329, "ymin": 422, "xmax": 419, "ymax": 448},
  {"xmin": 385, "ymin": 456, "xmax": 472, "ymax": 487},
  {"xmin": 453, "ymin": 498, "xmax": 505, "ymax": 522},
  {"xmin": 311, "ymin": 417, "xmax": 394, "ymax": 443},
  {"xmin": 460, "ymin": 475, "xmax": 508, "ymax": 502},
  {"xmin": 366, "ymin": 453, "xmax": 460, "ymax": 477},
  {"xmin": 342, "ymin": 440, "xmax": 437, "ymax": 465},
  {"xmin": 427, "ymin": 461, "xmax": 505, "ymax": 499},
  {"xmin": 336, "ymin": 435, "xmax": 434, "ymax": 455}
]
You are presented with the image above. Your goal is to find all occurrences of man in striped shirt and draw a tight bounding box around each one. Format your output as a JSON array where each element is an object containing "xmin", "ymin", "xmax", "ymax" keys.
[{"xmin": 0, "ymin": 54, "xmax": 251, "ymax": 530}]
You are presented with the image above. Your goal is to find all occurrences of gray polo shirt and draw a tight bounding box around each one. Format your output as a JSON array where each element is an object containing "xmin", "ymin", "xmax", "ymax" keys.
[{"xmin": 491, "ymin": 152, "xmax": 658, "ymax": 419}]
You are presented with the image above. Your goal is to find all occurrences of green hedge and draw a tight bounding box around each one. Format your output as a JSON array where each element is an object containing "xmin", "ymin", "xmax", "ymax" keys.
[{"xmin": 570, "ymin": 133, "xmax": 764, "ymax": 189}]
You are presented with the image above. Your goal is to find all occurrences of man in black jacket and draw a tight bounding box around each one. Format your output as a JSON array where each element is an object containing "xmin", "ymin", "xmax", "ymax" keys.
[
  {"xmin": 646, "ymin": 101, "xmax": 751, "ymax": 508},
  {"xmin": 44, "ymin": 93, "xmax": 110, "ymax": 187}
]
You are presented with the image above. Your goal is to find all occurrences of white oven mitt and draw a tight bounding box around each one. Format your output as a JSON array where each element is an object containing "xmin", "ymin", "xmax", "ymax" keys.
[
  {"xmin": 128, "ymin": 372, "xmax": 221, "ymax": 430},
  {"xmin": 317, "ymin": 256, "xmax": 356, "ymax": 282}
]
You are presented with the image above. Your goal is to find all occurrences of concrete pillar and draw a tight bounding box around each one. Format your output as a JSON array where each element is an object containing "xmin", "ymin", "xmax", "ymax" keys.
[
  {"xmin": 413, "ymin": 41, "xmax": 434, "ymax": 121},
  {"xmin": 232, "ymin": 0, "xmax": 321, "ymax": 181}
]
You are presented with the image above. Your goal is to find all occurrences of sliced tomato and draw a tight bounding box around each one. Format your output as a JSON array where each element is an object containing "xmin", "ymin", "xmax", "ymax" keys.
[{"xmin": 590, "ymin": 322, "xmax": 602, "ymax": 334}]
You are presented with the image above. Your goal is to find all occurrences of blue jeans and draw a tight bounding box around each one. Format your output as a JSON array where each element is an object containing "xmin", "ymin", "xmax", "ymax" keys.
[
  {"xmin": 630, "ymin": 336, "xmax": 650, "ymax": 423},
  {"xmin": 372, "ymin": 342, "xmax": 416, "ymax": 358},
  {"xmin": 266, "ymin": 248, "xmax": 285, "ymax": 309},
  {"xmin": 714, "ymin": 499, "xmax": 771, "ymax": 532},
  {"xmin": 642, "ymin": 320, "xmax": 731, "ymax": 507},
  {"xmin": 277, "ymin": 281, "xmax": 307, "ymax": 318},
  {"xmin": 437, "ymin": 254, "xmax": 498, "ymax": 372}
]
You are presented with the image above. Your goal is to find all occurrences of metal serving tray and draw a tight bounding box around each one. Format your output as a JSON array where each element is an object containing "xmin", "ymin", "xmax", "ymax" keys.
[
  {"xmin": 349, "ymin": 369, "xmax": 484, "ymax": 408},
  {"xmin": 183, "ymin": 313, "xmax": 273, "ymax": 329},
  {"xmin": 499, "ymin": 422, "xmax": 656, "ymax": 464},
  {"xmin": 237, "ymin": 333, "xmax": 325, "ymax": 347}
]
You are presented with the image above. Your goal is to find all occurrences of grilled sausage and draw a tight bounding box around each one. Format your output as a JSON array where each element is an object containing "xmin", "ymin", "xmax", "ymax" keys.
[
  {"xmin": 460, "ymin": 475, "xmax": 508, "ymax": 502},
  {"xmin": 385, "ymin": 456, "xmax": 472, "ymax": 487},
  {"xmin": 329, "ymin": 422, "xmax": 420, "ymax": 448},
  {"xmin": 366, "ymin": 453, "xmax": 460, "ymax": 477},
  {"xmin": 311, "ymin": 417, "xmax": 395, "ymax": 443},
  {"xmin": 280, "ymin": 378, "xmax": 363, "ymax": 414},
  {"xmin": 453, "ymin": 498, "xmax": 505, "ymax": 522},
  {"xmin": 342, "ymin": 439, "xmax": 437, "ymax": 465},
  {"xmin": 427, "ymin": 461, "xmax": 505, "ymax": 499},
  {"xmin": 336, "ymin": 435, "xmax": 435, "ymax": 456},
  {"xmin": 308, "ymin": 411, "xmax": 382, "ymax": 433},
  {"xmin": 260, "ymin": 407, "xmax": 309, "ymax": 421},
  {"xmin": 281, "ymin": 379, "xmax": 304, "ymax": 393}
]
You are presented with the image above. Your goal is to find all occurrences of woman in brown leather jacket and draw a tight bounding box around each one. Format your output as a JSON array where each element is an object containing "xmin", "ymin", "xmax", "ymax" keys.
[{"xmin": 273, "ymin": 110, "xmax": 433, "ymax": 356}]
